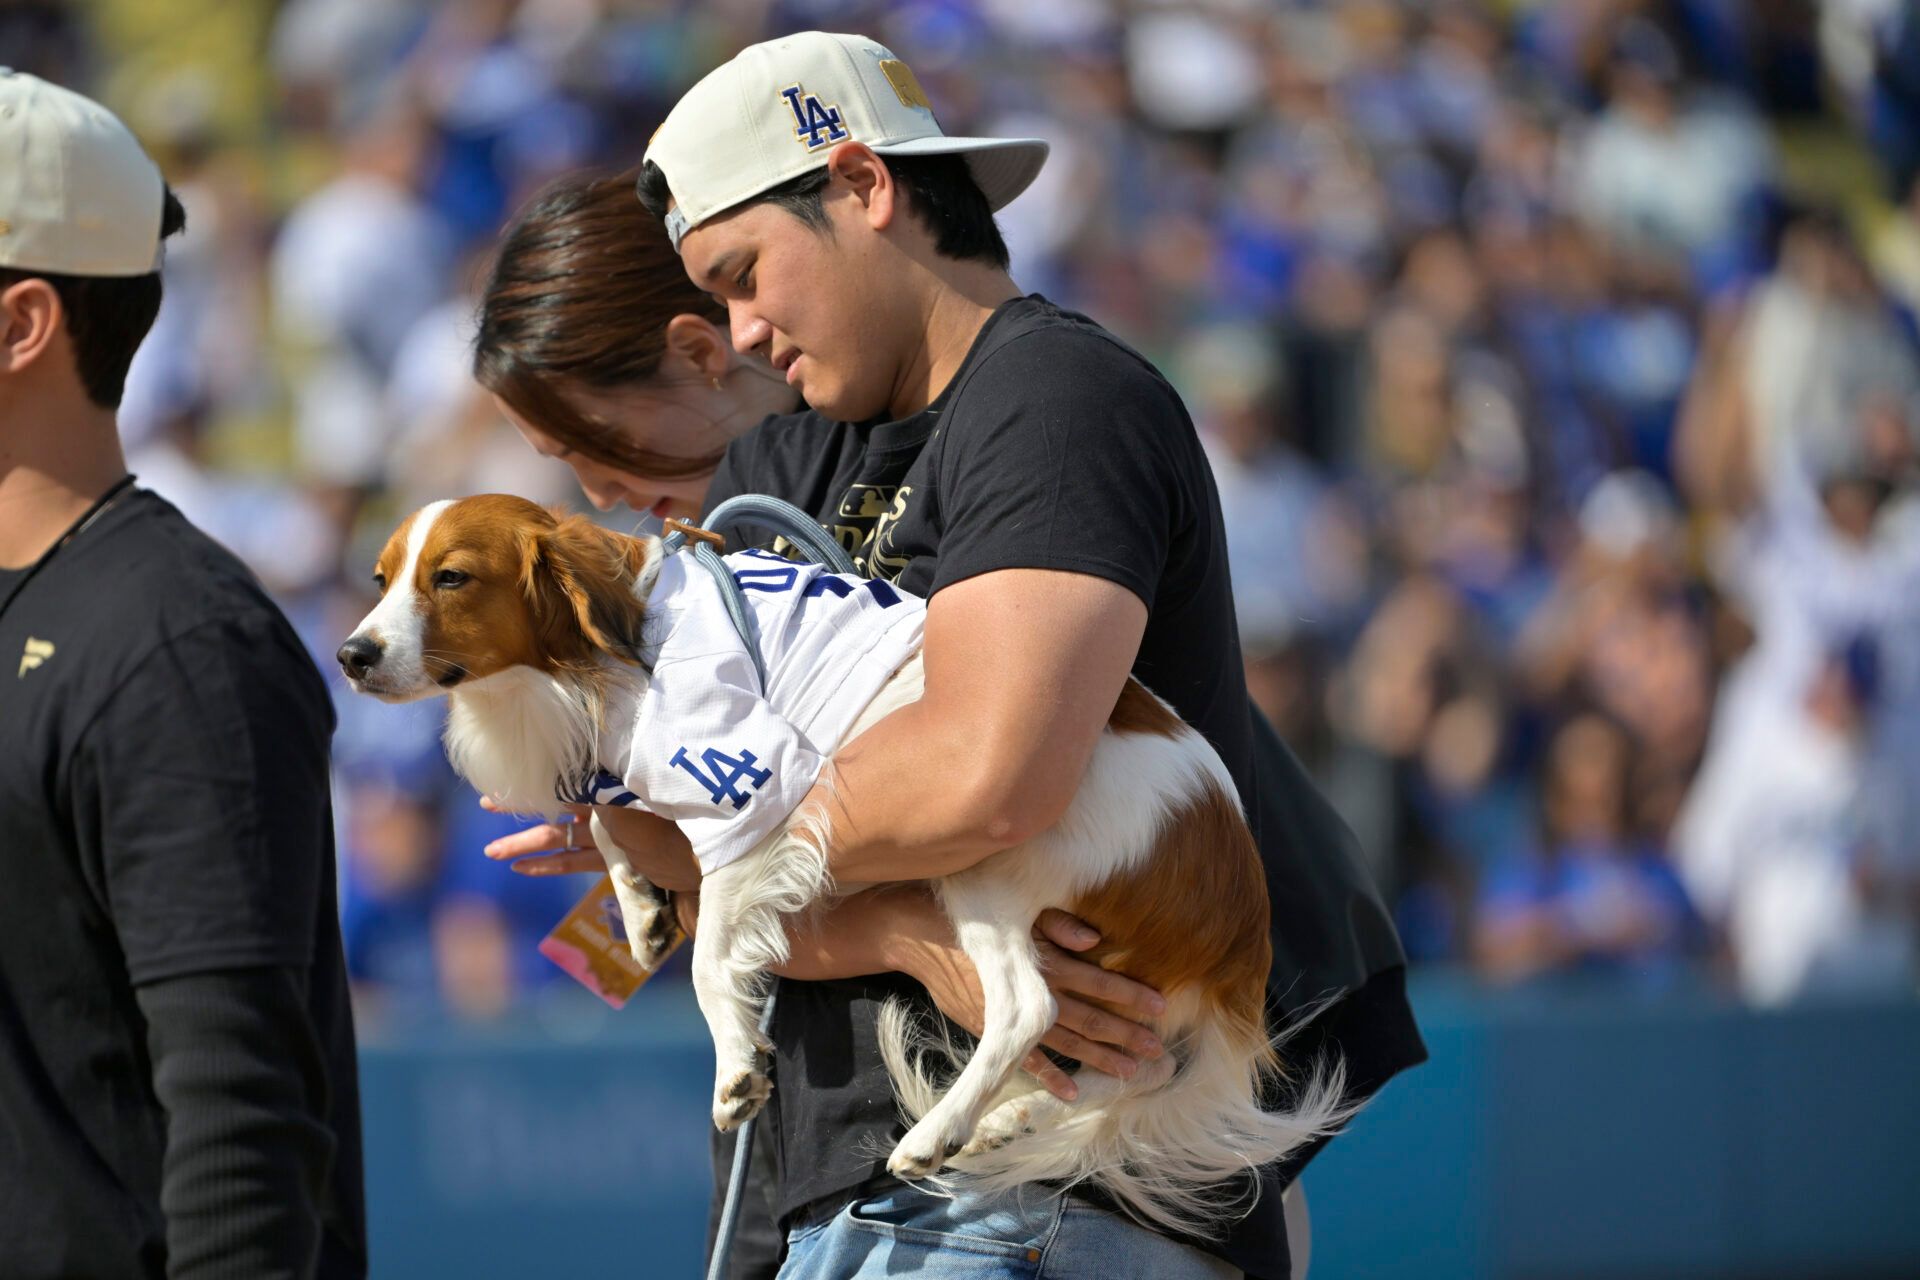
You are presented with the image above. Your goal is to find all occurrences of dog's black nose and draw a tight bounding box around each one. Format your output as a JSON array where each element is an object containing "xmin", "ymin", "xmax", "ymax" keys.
[{"xmin": 337, "ymin": 635, "xmax": 382, "ymax": 679}]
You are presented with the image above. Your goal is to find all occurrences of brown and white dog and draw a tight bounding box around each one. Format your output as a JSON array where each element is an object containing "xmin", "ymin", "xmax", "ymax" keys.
[{"xmin": 338, "ymin": 494, "xmax": 1347, "ymax": 1235}]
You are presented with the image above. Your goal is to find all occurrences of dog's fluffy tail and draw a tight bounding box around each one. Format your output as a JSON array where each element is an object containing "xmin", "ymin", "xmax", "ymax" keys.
[{"xmin": 876, "ymin": 995, "xmax": 1355, "ymax": 1238}]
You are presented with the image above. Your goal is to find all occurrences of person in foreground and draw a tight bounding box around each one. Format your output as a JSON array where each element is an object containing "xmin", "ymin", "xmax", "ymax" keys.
[
  {"xmin": 0, "ymin": 71, "xmax": 365, "ymax": 1278},
  {"xmin": 565, "ymin": 32, "xmax": 1425, "ymax": 1279},
  {"xmin": 471, "ymin": 166, "xmax": 1194, "ymax": 1279}
]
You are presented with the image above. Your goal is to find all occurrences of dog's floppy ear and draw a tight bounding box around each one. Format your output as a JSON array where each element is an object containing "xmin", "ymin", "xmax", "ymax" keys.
[{"xmin": 520, "ymin": 515, "xmax": 654, "ymax": 665}]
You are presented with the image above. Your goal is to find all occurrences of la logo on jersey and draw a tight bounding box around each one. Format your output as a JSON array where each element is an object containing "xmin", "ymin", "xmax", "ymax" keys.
[
  {"xmin": 671, "ymin": 745, "xmax": 773, "ymax": 811},
  {"xmin": 781, "ymin": 84, "xmax": 848, "ymax": 150}
]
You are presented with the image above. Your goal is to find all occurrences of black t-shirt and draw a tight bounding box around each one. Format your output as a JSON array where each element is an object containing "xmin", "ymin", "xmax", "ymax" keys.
[
  {"xmin": 0, "ymin": 488, "xmax": 366, "ymax": 1278},
  {"xmin": 704, "ymin": 295, "xmax": 1424, "ymax": 1278}
]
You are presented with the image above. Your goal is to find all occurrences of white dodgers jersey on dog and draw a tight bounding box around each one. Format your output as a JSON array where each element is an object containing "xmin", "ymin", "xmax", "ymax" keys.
[{"xmin": 576, "ymin": 548, "xmax": 925, "ymax": 874}]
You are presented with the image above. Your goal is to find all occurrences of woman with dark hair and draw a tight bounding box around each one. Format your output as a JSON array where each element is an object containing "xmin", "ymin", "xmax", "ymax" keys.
[{"xmin": 472, "ymin": 167, "xmax": 796, "ymax": 522}]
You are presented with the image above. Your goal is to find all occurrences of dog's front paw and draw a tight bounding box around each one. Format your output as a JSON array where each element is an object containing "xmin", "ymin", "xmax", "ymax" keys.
[
  {"xmin": 712, "ymin": 1064, "xmax": 773, "ymax": 1131},
  {"xmin": 887, "ymin": 1120, "xmax": 967, "ymax": 1180},
  {"xmin": 712, "ymin": 1037, "xmax": 773, "ymax": 1132}
]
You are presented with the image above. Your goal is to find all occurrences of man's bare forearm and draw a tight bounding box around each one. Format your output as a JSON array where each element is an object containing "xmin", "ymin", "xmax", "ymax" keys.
[
  {"xmin": 672, "ymin": 884, "xmax": 941, "ymax": 983},
  {"xmin": 799, "ymin": 699, "xmax": 1033, "ymax": 885}
]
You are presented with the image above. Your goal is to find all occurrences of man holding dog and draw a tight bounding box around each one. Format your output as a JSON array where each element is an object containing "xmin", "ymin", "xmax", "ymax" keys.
[
  {"xmin": 0, "ymin": 71, "xmax": 365, "ymax": 1277},
  {"xmin": 573, "ymin": 32, "xmax": 1427, "ymax": 1280}
]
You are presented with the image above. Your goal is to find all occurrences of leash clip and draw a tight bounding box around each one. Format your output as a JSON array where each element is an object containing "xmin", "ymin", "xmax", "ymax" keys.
[{"xmin": 661, "ymin": 517, "xmax": 727, "ymax": 554}]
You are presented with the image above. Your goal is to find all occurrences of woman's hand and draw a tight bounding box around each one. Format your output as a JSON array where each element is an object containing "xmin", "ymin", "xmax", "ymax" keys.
[
  {"xmin": 478, "ymin": 798, "xmax": 702, "ymax": 892},
  {"xmin": 877, "ymin": 891, "xmax": 1167, "ymax": 1102},
  {"xmin": 480, "ymin": 796, "xmax": 600, "ymax": 873}
]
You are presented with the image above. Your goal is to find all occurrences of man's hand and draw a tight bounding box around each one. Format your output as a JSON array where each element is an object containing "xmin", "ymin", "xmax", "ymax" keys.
[
  {"xmin": 480, "ymin": 797, "xmax": 702, "ymax": 892},
  {"xmin": 903, "ymin": 906, "xmax": 1168, "ymax": 1101},
  {"xmin": 756, "ymin": 885, "xmax": 1166, "ymax": 1102}
]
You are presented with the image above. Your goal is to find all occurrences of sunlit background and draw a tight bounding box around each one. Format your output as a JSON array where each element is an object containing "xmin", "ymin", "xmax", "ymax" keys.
[{"xmin": 10, "ymin": 0, "xmax": 1919, "ymax": 1275}]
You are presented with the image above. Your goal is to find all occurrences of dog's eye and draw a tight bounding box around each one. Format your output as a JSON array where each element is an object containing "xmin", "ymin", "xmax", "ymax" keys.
[
  {"xmin": 372, "ymin": 572, "xmax": 387, "ymax": 592},
  {"xmin": 434, "ymin": 568, "xmax": 471, "ymax": 590}
]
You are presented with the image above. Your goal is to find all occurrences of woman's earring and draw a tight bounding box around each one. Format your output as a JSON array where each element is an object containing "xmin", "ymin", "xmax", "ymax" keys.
[{"xmin": 710, "ymin": 376, "xmax": 723, "ymax": 392}]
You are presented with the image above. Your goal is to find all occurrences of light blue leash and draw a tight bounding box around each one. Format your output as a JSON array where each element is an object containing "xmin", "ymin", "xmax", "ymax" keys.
[{"xmin": 662, "ymin": 494, "xmax": 856, "ymax": 1280}]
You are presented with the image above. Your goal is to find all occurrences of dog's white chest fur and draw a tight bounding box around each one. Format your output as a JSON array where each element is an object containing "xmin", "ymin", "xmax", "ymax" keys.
[{"xmin": 443, "ymin": 665, "xmax": 644, "ymax": 816}]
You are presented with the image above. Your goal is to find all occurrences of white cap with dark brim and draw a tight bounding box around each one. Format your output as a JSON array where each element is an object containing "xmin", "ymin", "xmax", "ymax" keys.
[
  {"xmin": 644, "ymin": 32, "xmax": 1048, "ymax": 251},
  {"xmin": 0, "ymin": 68, "xmax": 165, "ymax": 278}
]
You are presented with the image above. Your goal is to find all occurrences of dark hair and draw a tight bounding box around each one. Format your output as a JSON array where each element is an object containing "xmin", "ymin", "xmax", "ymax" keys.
[
  {"xmin": 0, "ymin": 185, "xmax": 188, "ymax": 409},
  {"xmin": 474, "ymin": 167, "xmax": 731, "ymax": 480},
  {"xmin": 637, "ymin": 152, "xmax": 1009, "ymax": 268}
]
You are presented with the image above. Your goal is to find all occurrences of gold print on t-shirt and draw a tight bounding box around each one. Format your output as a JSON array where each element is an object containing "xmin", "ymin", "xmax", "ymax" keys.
[
  {"xmin": 837, "ymin": 487, "xmax": 894, "ymax": 520},
  {"xmin": 17, "ymin": 636, "xmax": 55, "ymax": 678},
  {"xmin": 867, "ymin": 485, "xmax": 914, "ymax": 583},
  {"xmin": 810, "ymin": 481, "xmax": 909, "ymax": 577}
]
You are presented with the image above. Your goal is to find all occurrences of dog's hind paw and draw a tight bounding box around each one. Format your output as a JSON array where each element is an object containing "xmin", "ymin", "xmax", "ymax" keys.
[
  {"xmin": 956, "ymin": 1098, "xmax": 1041, "ymax": 1159},
  {"xmin": 886, "ymin": 1122, "xmax": 967, "ymax": 1180}
]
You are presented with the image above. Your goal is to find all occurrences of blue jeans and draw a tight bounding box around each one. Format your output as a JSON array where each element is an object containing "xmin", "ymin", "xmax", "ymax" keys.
[{"xmin": 776, "ymin": 1183, "xmax": 1246, "ymax": 1279}]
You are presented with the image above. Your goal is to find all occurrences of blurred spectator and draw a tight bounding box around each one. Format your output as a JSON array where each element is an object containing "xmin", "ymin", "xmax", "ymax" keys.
[
  {"xmin": 1473, "ymin": 714, "xmax": 1701, "ymax": 984},
  {"xmin": 1674, "ymin": 636, "xmax": 1917, "ymax": 1004},
  {"xmin": 0, "ymin": 0, "xmax": 92, "ymax": 84},
  {"xmin": 1566, "ymin": 16, "xmax": 1772, "ymax": 284},
  {"xmin": 1185, "ymin": 323, "xmax": 1367, "ymax": 649},
  {"xmin": 383, "ymin": 259, "xmax": 579, "ymax": 510},
  {"xmin": 272, "ymin": 98, "xmax": 454, "ymax": 489},
  {"xmin": 1516, "ymin": 471, "xmax": 1713, "ymax": 836},
  {"xmin": 1676, "ymin": 209, "xmax": 1919, "ymax": 518},
  {"xmin": 1329, "ymin": 572, "xmax": 1520, "ymax": 959}
]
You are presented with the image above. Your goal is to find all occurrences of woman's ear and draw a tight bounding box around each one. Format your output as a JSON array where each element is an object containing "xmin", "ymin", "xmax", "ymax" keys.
[
  {"xmin": 662, "ymin": 313, "xmax": 732, "ymax": 385},
  {"xmin": 520, "ymin": 515, "xmax": 652, "ymax": 665}
]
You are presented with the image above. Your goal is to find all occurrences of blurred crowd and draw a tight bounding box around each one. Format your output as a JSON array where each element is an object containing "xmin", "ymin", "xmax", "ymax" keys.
[{"xmin": 12, "ymin": 0, "xmax": 1920, "ymax": 1022}]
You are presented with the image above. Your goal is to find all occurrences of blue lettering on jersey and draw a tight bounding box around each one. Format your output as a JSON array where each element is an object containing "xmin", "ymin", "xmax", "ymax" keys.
[
  {"xmin": 734, "ymin": 564, "xmax": 901, "ymax": 608},
  {"xmin": 801, "ymin": 575, "xmax": 902, "ymax": 607},
  {"xmin": 734, "ymin": 565, "xmax": 800, "ymax": 592},
  {"xmin": 781, "ymin": 85, "xmax": 849, "ymax": 150},
  {"xmin": 669, "ymin": 746, "xmax": 773, "ymax": 810}
]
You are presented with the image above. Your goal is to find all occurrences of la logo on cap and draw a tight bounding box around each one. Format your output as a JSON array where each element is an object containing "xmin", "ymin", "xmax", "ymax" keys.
[{"xmin": 780, "ymin": 84, "xmax": 848, "ymax": 151}]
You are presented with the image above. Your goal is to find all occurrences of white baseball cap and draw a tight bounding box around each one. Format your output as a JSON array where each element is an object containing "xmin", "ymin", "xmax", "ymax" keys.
[
  {"xmin": 644, "ymin": 32, "xmax": 1048, "ymax": 251},
  {"xmin": 0, "ymin": 68, "xmax": 166, "ymax": 277}
]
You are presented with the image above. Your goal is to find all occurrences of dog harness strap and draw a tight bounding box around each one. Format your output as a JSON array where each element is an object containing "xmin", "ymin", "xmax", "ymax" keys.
[{"xmin": 692, "ymin": 541, "xmax": 770, "ymax": 689}]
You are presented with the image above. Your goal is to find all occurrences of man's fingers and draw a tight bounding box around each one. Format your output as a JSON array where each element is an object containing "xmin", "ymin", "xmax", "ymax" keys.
[
  {"xmin": 1039, "ymin": 1024, "xmax": 1139, "ymax": 1081},
  {"xmin": 1055, "ymin": 995, "xmax": 1163, "ymax": 1060},
  {"xmin": 1035, "ymin": 908, "xmax": 1101, "ymax": 952},
  {"xmin": 507, "ymin": 850, "xmax": 605, "ymax": 876},
  {"xmin": 1022, "ymin": 1049, "xmax": 1078, "ymax": 1102},
  {"xmin": 1039, "ymin": 946, "xmax": 1168, "ymax": 1020}
]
